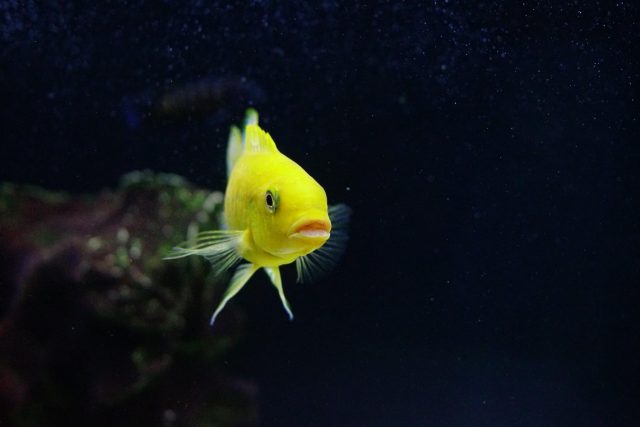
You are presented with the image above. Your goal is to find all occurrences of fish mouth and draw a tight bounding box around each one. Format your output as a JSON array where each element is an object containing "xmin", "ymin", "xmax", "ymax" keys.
[{"xmin": 288, "ymin": 218, "xmax": 331, "ymax": 240}]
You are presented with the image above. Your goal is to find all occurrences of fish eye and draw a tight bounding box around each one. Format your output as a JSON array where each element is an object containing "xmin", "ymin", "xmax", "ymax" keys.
[{"xmin": 265, "ymin": 190, "xmax": 277, "ymax": 213}]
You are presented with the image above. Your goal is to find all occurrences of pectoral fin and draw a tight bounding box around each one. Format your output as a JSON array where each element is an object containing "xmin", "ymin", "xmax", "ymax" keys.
[
  {"xmin": 264, "ymin": 266, "xmax": 294, "ymax": 320},
  {"xmin": 295, "ymin": 204, "xmax": 352, "ymax": 283},
  {"xmin": 210, "ymin": 263, "xmax": 259, "ymax": 325},
  {"xmin": 164, "ymin": 230, "xmax": 244, "ymax": 277}
]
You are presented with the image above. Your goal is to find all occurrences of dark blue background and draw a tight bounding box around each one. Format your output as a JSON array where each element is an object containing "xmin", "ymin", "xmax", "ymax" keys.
[{"xmin": 2, "ymin": 1, "xmax": 639, "ymax": 426}]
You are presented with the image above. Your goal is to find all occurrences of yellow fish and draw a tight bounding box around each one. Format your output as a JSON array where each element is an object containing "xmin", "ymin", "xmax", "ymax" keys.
[{"xmin": 166, "ymin": 109, "xmax": 350, "ymax": 325}]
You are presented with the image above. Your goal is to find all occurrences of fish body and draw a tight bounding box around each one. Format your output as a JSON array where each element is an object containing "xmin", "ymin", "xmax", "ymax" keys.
[{"xmin": 166, "ymin": 110, "xmax": 350, "ymax": 324}]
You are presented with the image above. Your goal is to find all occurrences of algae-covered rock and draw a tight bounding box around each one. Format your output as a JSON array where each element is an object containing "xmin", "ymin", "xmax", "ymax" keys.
[{"xmin": 0, "ymin": 171, "xmax": 257, "ymax": 427}]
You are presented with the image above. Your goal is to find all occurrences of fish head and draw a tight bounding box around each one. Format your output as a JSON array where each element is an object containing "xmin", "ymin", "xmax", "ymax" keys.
[{"xmin": 250, "ymin": 159, "xmax": 331, "ymax": 259}]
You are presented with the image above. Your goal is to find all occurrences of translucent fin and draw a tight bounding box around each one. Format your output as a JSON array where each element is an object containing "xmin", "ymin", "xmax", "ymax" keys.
[
  {"xmin": 210, "ymin": 263, "xmax": 258, "ymax": 325},
  {"xmin": 264, "ymin": 266, "xmax": 294, "ymax": 320},
  {"xmin": 226, "ymin": 109, "xmax": 259, "ymax": 176},
  {"xmin": 244, "ymin": 124, "xmax": 278, "ymax": 154},
  {"xmin": 244, "ymin": 108, "xmax": 259, "ymax": 126},
  {"xmin": 226, "ymin": 125, "xmax": 243, "ymax": 177},
  {"xmin": 164, "ymin": 230, "xmax": 243, "ymax": 276},
  {"xmin": 296, "ymin": 204, "xmax": 352, "ymax": 283}
]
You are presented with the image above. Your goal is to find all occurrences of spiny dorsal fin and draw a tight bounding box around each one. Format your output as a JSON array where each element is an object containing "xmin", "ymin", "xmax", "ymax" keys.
[
  {"xmin": 226, "ymin": 125, "xmax": 242, "ymax": 177},
  {"xmin": 244, "ymin": 124, "xmax": 279, "ymax": 154},
  {"xmin": 244, "ymin": 108, "xmax": 259, "ymax": 127},
  {"xmin": 227, "ymin": 109, "xmax": 261, "ymax": 175}
]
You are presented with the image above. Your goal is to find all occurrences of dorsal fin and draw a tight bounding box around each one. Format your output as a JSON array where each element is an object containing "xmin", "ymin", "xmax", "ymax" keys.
[
  {"xmin": 244, "ymin": 108, "xmax": 259, "ymax": 127},
  {"xmin": 226, "ymin": 125, "xmax": 242, "ymax": 177},
  {"xmin": 244, "ymin": 124, "xmax": 279, "ymax": 154},
  {"xmin": 226, "ymin": 109, "xmax": 262, "ymax": 176}
]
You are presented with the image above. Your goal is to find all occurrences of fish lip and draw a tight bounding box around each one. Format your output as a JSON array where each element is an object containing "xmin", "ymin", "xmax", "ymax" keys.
[{"xmin": 288, "ymin": 218, "xmax": 331, "ymax": 240}]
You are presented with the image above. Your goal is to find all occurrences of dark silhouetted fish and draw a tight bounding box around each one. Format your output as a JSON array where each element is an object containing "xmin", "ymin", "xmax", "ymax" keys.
[{"xmin": 122, "ymin": 77, "xmax": 265, "ymax": 128}]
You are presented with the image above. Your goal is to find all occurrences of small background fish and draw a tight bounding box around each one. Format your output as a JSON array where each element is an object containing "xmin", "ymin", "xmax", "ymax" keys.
[{"xmin": 122, "ymin": 77, "xmax": 265, "ymax": 129}]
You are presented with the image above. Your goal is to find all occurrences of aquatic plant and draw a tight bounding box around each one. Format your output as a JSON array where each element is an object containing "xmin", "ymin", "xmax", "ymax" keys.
[{"xmin": 0, "ymin": 171, "xmax": 257, "ymax": 427}]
